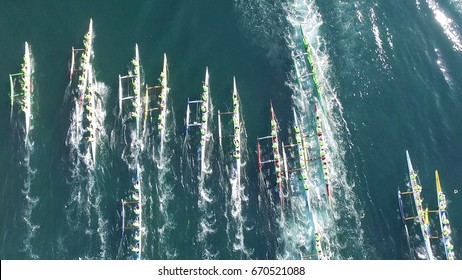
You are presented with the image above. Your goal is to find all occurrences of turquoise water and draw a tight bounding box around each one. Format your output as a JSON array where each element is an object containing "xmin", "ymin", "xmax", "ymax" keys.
[{"xmin": 1, "ymin": 0, "xmax": 461, "ymax": 260}]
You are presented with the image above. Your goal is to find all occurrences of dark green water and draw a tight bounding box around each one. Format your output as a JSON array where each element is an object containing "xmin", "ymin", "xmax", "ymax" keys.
[{"xmin": 1, "ymin": 0, "xmax": 461, "ymax": 260}]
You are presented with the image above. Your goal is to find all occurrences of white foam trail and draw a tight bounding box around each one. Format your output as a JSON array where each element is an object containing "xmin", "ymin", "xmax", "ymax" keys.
[
  {"xmin": 63, "ymin": 29, "xmax": 109, "ymax": 257},
  {"xmin": 196, "ymin": 99, "xmax": 221, "ymax": 259},
  {"xmin": 151, "ymin": 104, "xmax": 178, "ymax": 259},
  {"xmin": 11, "ymin": 51, "xmax": 40, "ymax": 259},
  {"xmin": 234, "ymin": 0, "xmax": 287, "ymax": 67},
  {"xmin": 370, "ymin": 6, "xmax": 391, "ymax": 70},
  {"xmin": 285, "ymin": 0, "xmax": 371, "ymax": 259},
  {"xmin": 216, "ymin": 90, "xmax": 252, "ymax": 259},
  {"xmin": 20, "ymin": 140, "xmax": 39, "ymax": 259}
]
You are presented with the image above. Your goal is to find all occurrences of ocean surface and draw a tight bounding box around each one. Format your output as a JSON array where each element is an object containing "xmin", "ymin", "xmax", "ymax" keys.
[{"xmin": 1, "ymin": 0, "xmax": 461, "ymax": 260}]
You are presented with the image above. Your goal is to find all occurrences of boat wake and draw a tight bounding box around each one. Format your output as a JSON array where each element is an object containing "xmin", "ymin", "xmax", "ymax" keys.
[
  {"xmin": 225, "ymin": 126, "xmax": 252, "ymax": 259},
  {"xmin": 20, "ymin": 139, "xmax": 39, "ymax": 259},
  {"xmin": 284, "ymin": 0, "xmax": 372, "ymax": 259},
  {"xmin": 150, "ymin": 104, "xmax": 179, "ymax": 259},
  {"xmin": 195, "ymin": 101, "xmax": 219, "ymax": 259},
  {"xmin": 63, "ymin": 60, "xmax": 109, "ymax": 259},
  {"xmin": 8, "ymin": 50, "xmax": 39, "ymax": 259}
]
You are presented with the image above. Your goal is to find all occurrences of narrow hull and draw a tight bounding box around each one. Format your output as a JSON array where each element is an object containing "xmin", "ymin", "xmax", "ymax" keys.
[
  {"xmin": 134, "ymin": 44, "xmax": 141, "ymax": 139},
  {"xmin": 233, "ymin": 77, "xmax": 241, "ymax": 187},
  {"xmin": 270, "ymin": 102, "xmax": 283, "ymax": 207},
  {"xmin": 200, "ymin": 68, "xmax": 210, "ymax": 174},
  {"xmin": 435, "ymin": 170, "xmax": 455, "ymax": 260},
  {"xmin": 24, "ymin": 42, "xmax": 32, "ymax": 136},
  {"xmin": 158, "ymin": 53, "xmax": 169, "ymax": 144},
  {"xmin": 405, "ymin": 150, "xmax": 434, "ymax": 260},
  {"xmin": 314, "ymin": 103, "xmax": 330, "ymax": 203}
]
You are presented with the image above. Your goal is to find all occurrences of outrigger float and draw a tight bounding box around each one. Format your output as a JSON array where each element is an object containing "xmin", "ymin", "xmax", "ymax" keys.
[
  {"xmin": 218, "ymin": 77, "xmax": 242, "ymax": 185},
  {"xmin": 121, "ymin": 164, "xmax": 142, "ymax": 260},
  {"xmin": 398, "ymin": 150, "xmax": 434, "ymax": 260},
  {"xmin": 9, "ymin": 42, "xmax": 33, "ymax": 136},
  {"xmin": 119, "ymin": 44, "xmax": 142, "ymax": 139},
  {"xmin": 185, "ymin": 68, "xmax": 210, "ymax": 174},
  {"xmin": 69, "ymin": 19, "xmax": 97, "ymax": 163},
  {"xmin": 257, "ymin": 102, "xmax": 284, "ymax": 207}
]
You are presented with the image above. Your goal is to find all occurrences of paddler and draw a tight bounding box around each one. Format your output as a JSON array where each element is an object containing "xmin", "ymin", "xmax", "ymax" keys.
[
  {"xmin": 129, "ymin": 112, "xmax": 138, "ymax": 119},
  {"xmin": 274, "ymin": 153, "xmax": 280, "ymax": 161},
  {"xmin": 134, "ymin": 180, "xmax": 140, "ymax": 191},
  {"xmin": 131, "ymin": 242, "xmax": 140, "ymax": 252},
  {"xmin": 296, "ymin": 134, "xmax": 301, "ymax": 144},
  {"xmin": 442, "ymin": 213, "xmax": 449, "ymax": 225},
  {"xmin": 294, "ymin": 125, "xmax": 300, "ymax": 134},
  {"xmin": 272, "ymin": 140, "xmax": 278, "ymax": 149},
  {"xmin": 320, "ymin": 150, "xmax": 326, "ymax": 161},
  {"xmin": 134, "ymin": 229, "xmax": 141, "ymax": 241},
  {"xmin": 317, "ymin": 126, "xmax": 322, "ymax": 136},
  {"xmin": 271, "ymin": 119, "xmax": 276, "ymax": 128},
  {"xmin": 439, "ymin": 200, "xmax": 447, "ymax": 210},
  {"xmin": 134, "ymin": 204, "xmax": 141, "ymax": 215},
  {"xmin": 276, "ymin": 176, "xmax": 281, "ymax": 184},
  {"xmin": 438, "ymin": 192, "xmax": 446, "ymax": 201},
  {"xmin": 443, "ymin": 225, "xmax": 451, "ymax": 236},
  {"xmin": 234, "ymin": 138, "xmax": 239, "ymax": 148},
  {"xmin": 132, "ymin": 191, "xmax": 140, "ymax": 201}
]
